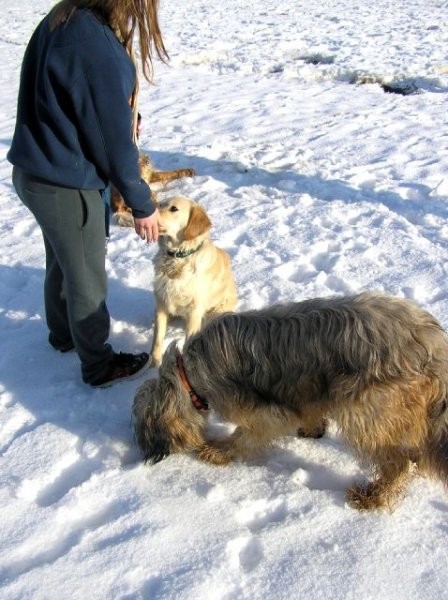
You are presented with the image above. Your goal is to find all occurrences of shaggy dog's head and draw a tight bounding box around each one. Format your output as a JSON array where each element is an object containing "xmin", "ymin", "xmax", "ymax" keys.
[{"xmin": 132, "ymin": 343, "xmax": 207, "ymax": 463}]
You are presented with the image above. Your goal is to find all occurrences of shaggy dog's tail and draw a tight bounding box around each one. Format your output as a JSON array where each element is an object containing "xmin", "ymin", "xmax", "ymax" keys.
[{"xmin": 424, "ymin": 398, "xmax": 448, "ymax": 485}]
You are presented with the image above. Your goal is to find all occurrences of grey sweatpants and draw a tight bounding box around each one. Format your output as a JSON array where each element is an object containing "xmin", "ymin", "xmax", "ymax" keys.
[{"xmin": 12, "ymin": 167, "xmax": 114, "ymax": 383}]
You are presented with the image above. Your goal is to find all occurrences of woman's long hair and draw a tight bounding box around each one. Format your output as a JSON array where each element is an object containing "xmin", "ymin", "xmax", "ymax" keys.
[{"xmin": 49, "ymin": 0, "xmax": 169, "ymax": 83}]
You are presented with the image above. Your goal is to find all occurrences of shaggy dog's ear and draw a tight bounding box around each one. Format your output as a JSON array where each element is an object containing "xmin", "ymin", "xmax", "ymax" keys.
[
  {"xmin": 183, "ymin": 204, "xmax": 212, "ymax": 240},
  {"xmin": 144, "ymin": 423, "xmax": 171, "ymax": 464},
  {"xmin": 132, "ymin": 378, "xmax": 171, "ymax": 464}
]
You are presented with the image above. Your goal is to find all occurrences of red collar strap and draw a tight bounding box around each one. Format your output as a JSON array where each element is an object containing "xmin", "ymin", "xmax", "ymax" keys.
[{"xmin": 176, "ymin": 352, "xmax": 209, "ymax": 413}]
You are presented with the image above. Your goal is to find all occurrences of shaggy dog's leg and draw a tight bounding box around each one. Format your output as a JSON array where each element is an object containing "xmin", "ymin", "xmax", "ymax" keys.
[
  {"xmin": 297, "ymin": 407, "xmax": 328, "ymax": 439},
  {"xmin": 197, "ymin": 405, "xmax": 298, "ymax": 465},
  {"xmin": 196, "ymin": 442, "xmax": 236, "ymax": 465},
  {"xmin": 346, "ymin": 451, "xmax": 412, "ymax": 511},
  {"xmin": 340, "ymin": 377, "xmax": 434, "ymax": 511},
  {"xmin": 196, "ymin": 426, "xmax": 266, "ymax": 465}
]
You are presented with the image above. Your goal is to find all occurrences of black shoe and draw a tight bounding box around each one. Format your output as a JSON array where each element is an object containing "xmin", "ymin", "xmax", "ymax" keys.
[
  {"xmin": 90, "ymin": 352, "xmax": 150, "ymax": 388},
  {"xmin": 49, "ymin": 333, "xmax": 75, "ymax": 353}
]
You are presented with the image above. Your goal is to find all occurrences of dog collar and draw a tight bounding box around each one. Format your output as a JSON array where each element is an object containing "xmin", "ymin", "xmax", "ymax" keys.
[
  {"xmin": 166, "ymin": 242, "xmax": 204, "ymax": 259},
  {"xmin": 176, "ymin": 352, "xmax": 209, "ymax": 413}
]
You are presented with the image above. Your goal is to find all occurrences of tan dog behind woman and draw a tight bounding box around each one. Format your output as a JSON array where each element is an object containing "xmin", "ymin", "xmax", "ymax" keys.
[
  {"xmin": 150, "ymin": 197, "xmax": 237, "ymax": 366},
  {"xmin": 111, "ymin": 153, "xmax": 195, "ymax": 227}
]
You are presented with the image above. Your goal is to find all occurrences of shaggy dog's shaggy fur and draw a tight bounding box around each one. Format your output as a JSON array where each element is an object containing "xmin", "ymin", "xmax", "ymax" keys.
[
  {"xmin": 111, "ymin": 153, "xmax": 195, "ymax": 227},
  {"xmin": 150, "ymin": 196, "xmax": 237, "ymax": 366},
  {"xmin": 133, "ymin": 292, "xmax": 448, "ymax": 511}
]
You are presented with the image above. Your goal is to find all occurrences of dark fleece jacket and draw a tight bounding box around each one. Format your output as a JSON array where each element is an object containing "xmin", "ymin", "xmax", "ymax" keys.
[{"xmin": 8, "ymin": 8, "xmax": 155, "ymax": 218}]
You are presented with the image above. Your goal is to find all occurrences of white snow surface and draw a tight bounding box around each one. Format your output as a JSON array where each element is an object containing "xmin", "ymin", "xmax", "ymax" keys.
[{"xmin": 1, "ymin": 0, "xmax": 448, "ymax": 598}]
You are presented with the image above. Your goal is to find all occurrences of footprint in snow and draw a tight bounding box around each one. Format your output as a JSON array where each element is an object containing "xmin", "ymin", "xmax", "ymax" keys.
[
  {"xmin": 235, "ymin": 497, "xmax": 287, "ymax": 532},
  {"xmin": 226, "ymin": 535, "xmax": 264, "ymax": 572}
]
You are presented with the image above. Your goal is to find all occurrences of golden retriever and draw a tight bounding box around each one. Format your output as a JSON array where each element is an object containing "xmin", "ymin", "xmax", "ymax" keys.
[{"xmin": 150, "ymin": 196, "xmax": 237, "ymax": 366}]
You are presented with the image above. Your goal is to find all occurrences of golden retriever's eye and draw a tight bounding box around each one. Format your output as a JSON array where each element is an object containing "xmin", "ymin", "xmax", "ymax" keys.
[{"xmin": 169, "ymin": 206, "xmax": 179, "ymax": 212}]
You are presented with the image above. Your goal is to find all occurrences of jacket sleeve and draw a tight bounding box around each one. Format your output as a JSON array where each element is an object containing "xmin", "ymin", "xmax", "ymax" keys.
[{"xmin": 70, "ymin": 54, "xmax": 155, "ymax": 219}]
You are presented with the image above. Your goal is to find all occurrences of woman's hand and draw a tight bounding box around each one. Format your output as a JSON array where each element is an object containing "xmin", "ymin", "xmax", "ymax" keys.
[{"xmin": 134, "ymin": 209, "xmax": 159, "ymax": 243}]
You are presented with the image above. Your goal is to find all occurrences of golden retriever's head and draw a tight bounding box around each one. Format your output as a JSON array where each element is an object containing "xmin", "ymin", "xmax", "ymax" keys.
[{"xmin": 157, "ymin": 197, "xmax": 212, "ymax": 244}]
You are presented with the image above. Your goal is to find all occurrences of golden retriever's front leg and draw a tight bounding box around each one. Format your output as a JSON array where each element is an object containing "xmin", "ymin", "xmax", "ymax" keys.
[
  {"xmin": 185, "ymin": 307, "xmax": 204, "ymax": 339},
  {"xmin": 150, "ymin": 304, "xmax": 169, "ymax": 366}
]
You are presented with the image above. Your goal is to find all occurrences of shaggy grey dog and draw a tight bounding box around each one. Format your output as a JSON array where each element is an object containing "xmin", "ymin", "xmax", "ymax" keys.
[{"xmin": 133, "ymin": 292, "xmax": 448, "ymax": 511}]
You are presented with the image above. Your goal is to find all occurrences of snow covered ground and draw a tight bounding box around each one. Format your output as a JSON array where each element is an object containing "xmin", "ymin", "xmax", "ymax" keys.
[{"xmin": 1, "ymin": 0, "xmax": 448, "ymax": 598}]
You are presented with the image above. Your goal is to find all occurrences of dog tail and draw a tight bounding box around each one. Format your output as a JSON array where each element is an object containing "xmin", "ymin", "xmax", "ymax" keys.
[{"xmin": 423, "ymin": 397, "xmax": 448, "ymax": 486}]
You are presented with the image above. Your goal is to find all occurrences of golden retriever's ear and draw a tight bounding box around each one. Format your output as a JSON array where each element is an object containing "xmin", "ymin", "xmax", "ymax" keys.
[{"xmin": 183, "ymin": 205, "xmax": 212, "ymax": 240}]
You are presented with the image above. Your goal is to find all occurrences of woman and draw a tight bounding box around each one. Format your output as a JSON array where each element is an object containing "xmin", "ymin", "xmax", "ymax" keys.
[{"xmin": 8, "ymin": 0, "xmax": 169, "ymax": 387}]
